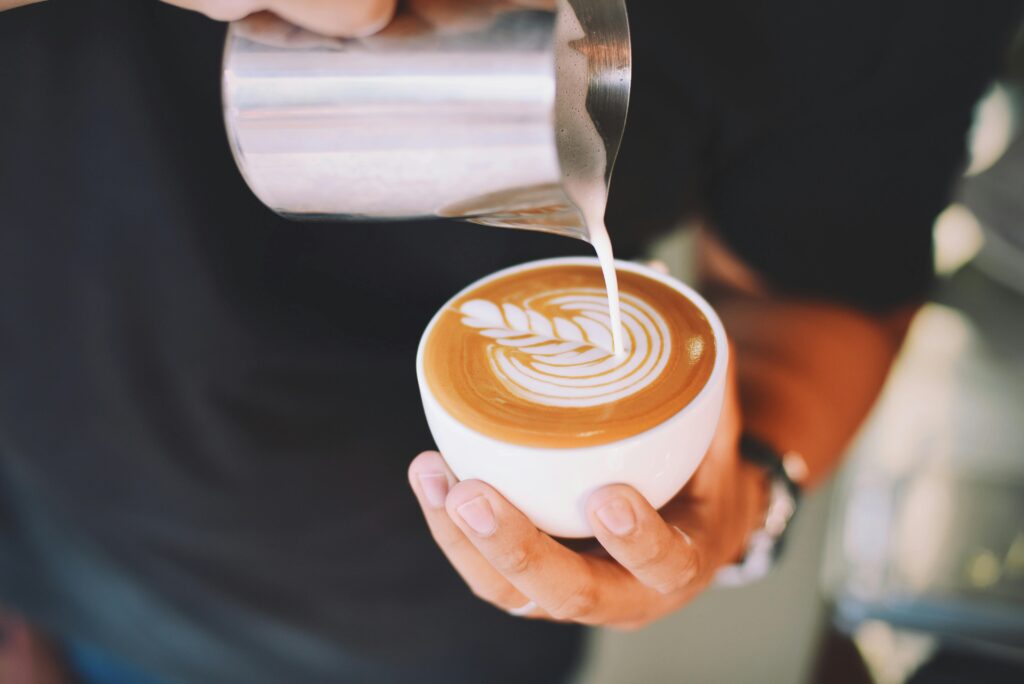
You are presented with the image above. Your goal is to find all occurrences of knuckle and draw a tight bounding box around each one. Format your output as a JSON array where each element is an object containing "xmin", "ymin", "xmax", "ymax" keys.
[
  {"xmin": 492, "ymin": 544, "xmax": 535, "ymax": 577},
  {"xmin": 639, "ymin": 535, "xmax": 704, "ymax": 595},
  {"xmin": 652, "ymin": 575, "xmax": 687, "ymax": 595},
  {"xmin": 549, "ymin": 576, "xmax": 599, "ymax": 621},
  {"xmin": 655, "ymin": 551, "xmax": 706, "ymax": 596},
  {"xmin": 630, "ymin": 538, "xmax": 672, "ymax": 574},
  {"xmin": 673, "ymin": 549, "xmax": 704, "ymax": 590}
]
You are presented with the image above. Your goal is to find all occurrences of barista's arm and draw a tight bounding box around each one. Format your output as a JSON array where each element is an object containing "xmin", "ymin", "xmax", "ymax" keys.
[{"xmin": 698, "ymin": 227, "xmax": 917, "ymax": 488}]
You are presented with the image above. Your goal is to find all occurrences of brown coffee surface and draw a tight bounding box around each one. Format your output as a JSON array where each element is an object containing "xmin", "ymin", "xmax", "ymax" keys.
[{"xmin": 423, "ymin": 264, "xmax": 716, "ymax": 448}]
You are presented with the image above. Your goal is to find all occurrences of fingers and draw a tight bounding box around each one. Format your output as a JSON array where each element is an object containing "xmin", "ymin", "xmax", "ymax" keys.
[
  {"xmin": 167, "ymin": 0, "xmax": 397, "ymax": 37},
  {"xmin": 0, "ymin": 1, "xmax": 45, "ymax": 12},
  {"xmin": 445, "ymin": 480, "xmax": 653, "ymax": 625},
  {"xmin": 645, "ymin": 259, "xmax": 670, "ymax": 274},
  {"xmin": 587, "ymin": 485, "xmax": 708, "ymax": 596},
  {"xmin": 408, "ymin": 452, "xmax": 538, "ymax": 616},
  {"xmin": 263, "ymin": 0, "xmax": 396, "ymax": 36},
  {"xmin": 411, "ymin": 455, "xmax": 706, "ymax": 627},
  {"xmin": 163, "ymin": 0, "xmax": 258, "ymax": 21}
]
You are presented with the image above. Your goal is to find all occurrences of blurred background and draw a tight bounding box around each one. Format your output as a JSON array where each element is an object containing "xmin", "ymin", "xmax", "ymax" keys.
[{"xmin": 578, "ymin": 22, "xmax": 1024, "ymax": 684}]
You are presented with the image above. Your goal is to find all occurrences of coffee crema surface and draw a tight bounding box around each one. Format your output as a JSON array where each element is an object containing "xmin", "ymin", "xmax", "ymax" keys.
[{"xmin": 423, "ymin": 265, "xmax": 716, "ymax": 448}]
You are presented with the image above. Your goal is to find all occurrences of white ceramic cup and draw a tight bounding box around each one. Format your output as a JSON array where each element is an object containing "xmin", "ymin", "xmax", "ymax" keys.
[{"xmin": 416, "ymin": 257, "xmax": 729, "ymax": 538}]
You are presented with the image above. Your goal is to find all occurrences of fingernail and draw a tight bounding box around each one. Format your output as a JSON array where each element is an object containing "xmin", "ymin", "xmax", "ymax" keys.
[
  {"xmin": 596, "ymin": 498, "xmax": 636, "ymax": 536},
  {"xmin": 418, "ymin": 472, "xmax": 449, "ymax": 509},
  {"xmin": 508, "ymin": 600, "xmax": 537, "ymax": 617},
  {"xmin": 457, "ymin": 496, "xmax": 497, "ymax": 537}
]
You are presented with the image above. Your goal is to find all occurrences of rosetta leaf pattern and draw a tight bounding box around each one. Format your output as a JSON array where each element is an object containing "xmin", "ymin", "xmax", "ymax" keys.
[{"xmin": 459, "ymin": 299, "xmax": 611, "ymax": 356}]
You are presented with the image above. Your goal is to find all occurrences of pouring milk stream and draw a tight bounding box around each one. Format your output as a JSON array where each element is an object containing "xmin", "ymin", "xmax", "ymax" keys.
[{"xmin": 556, "ymin": 4, "xmax": 625, "ymax": 356}]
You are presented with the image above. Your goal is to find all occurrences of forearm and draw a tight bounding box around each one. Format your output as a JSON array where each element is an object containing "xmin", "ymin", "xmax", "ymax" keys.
[{"xmin": 698, "ymin": 229, "xmax": 917, "ymax": 488}]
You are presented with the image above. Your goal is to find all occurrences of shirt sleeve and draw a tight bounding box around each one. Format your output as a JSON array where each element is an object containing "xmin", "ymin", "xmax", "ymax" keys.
[
  {"xmin": 702, "ymin": 0, "xmax": 1023, "ymax": 312},
  {"xmin": 610, "ymin": 1, "xmax": 1019, "ymax": 313}
]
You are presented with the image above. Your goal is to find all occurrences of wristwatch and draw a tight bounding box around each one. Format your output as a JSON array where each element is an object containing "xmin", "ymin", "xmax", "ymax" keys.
[{"xmin": 714, "ymin": 434, "xmax": 804, "ymax": 587}]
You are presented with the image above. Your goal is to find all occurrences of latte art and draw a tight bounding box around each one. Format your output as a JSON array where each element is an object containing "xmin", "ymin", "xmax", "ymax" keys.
[
  {"xmin": 459, "ymin": 289, "xmax": 669, "ymax": 408},
  {"xmin": 423, "ymin": 264, "xmax": 715, "ymax": 448}
]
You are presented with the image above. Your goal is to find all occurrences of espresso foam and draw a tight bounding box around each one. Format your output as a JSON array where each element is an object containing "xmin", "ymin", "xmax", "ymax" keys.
[
  {"xmin": 423, "ymin": 264, "xmax": 716, "ymax": 448},
  {"xmin": 458, "ymin": 289, "xmax": 667, "ymax": 407}
]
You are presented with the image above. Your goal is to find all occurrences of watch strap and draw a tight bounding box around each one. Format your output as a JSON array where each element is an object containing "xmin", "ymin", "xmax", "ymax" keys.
[
  {"xmin": 714, "ymin": 434, "xmax": 803, "ymax": 586},
  {"xmin": 739, "ymin": 434, "xmax": 803, "ymax": 512}
]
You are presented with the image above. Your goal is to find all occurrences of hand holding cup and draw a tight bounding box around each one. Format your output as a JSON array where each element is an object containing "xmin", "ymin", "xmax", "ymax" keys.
[{"xmin": 408, "ymin": 362, "xmax": 768, "ymax": 628}]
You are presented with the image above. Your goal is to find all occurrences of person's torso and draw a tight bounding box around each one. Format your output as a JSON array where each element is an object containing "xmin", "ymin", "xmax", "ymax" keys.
[{"xmin": 0, "ymin": 2, "xmax": 597, "ymax": 681}]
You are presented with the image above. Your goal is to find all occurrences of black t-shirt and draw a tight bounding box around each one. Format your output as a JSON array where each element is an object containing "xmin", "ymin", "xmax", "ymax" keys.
[{"xmin": 0, "ymin": 1, "xmax": 1019, "ymax": 682}]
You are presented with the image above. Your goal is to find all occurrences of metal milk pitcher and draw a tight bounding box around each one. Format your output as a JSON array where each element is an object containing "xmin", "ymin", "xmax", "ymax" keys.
[{"xmin": 222, "ymin": 0, "xmax": 631, "ymax": 241}]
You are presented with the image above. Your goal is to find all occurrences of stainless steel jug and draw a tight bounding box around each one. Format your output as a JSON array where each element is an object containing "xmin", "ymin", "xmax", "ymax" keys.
[{"xmin": 222, "ymin": 0, "xmax": 630, "ymax": 241}]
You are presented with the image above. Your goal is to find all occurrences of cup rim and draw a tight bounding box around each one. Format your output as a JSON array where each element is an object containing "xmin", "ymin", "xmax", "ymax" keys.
[{"xmin": 416, "ymin": 256, "xmax": 729, "ymax": 452}]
